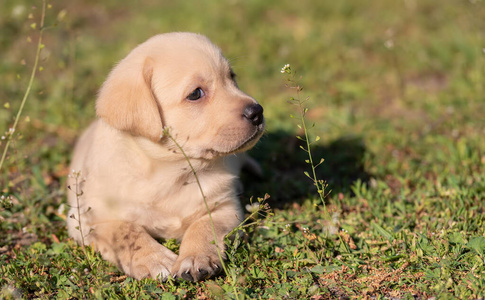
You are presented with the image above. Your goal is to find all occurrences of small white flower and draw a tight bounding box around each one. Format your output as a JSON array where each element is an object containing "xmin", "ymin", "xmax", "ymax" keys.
[
  {"xmin": 245, "ymin": 202, "xmax": 259, "ymax": 213},
  {"xmin": 280, "ymin": 64, "xmax": 291, "ymax": 73},
  {"xmin": 70, "ymin": 169, "xmax": 82, "ymax": 178}
]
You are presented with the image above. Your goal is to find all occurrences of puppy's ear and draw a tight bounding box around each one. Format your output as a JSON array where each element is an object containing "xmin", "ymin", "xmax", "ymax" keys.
[{"xmin": 96, "ymin": 57, "xmax": 163, "ymax": 141}]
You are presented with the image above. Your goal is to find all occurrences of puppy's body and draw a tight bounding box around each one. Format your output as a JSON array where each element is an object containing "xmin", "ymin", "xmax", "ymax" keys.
[{"xmin": 67, "ymin": 33, "xmax": 264, "ymax": 281}]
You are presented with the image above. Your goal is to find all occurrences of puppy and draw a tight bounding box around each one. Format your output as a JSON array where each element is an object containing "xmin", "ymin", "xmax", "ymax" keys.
[{"xmin": 67, "ymin": 32, "xmax": 264, "ymax": 281}]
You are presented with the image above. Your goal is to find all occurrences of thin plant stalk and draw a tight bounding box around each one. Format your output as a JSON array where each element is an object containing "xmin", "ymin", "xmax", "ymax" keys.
[
  {"xmin": 68, "ymin": 170, "xmax": 94, "ymax": 266},
  {"xmin": 74, "ymin": 173, "xmax": 86, "ymax": 249},
  {"xmin": 163, "ymin": 128, "xmax": 240, "ymax": 300},
  {"xmin": 0, "ymin": 0, "xmax": 47, "ymax": 173},
  {"xmin": 295, "ymin": 87, "xmax": 326, "ymax": 204},
  {"xmin": 282, "ymin": 65, "xmax": 330, "ymax": 220}
]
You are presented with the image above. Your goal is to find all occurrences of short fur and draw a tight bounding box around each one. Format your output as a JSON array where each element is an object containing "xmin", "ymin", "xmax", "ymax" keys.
[{"xmin": 67, "ymin": 32, "xmax": 264, "ymax": 281}]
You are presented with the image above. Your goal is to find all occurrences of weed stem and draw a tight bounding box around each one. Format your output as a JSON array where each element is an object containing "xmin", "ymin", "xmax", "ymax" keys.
[
  {"xmin": 284, "ymin": 67, "xmax": 330, "ymax": 220},
  {"xmin": 163, "ymin": 128, "xmax": 240, "ymax": 300},
  {"xmin": 0, "ymin": 0, "xmax": 46, "ymax": 173}
]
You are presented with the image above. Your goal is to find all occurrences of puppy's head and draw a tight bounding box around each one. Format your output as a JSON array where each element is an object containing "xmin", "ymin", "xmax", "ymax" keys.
[{"xmin": 96, "ymin": 32, "xmax": 264, "ymax": 159}]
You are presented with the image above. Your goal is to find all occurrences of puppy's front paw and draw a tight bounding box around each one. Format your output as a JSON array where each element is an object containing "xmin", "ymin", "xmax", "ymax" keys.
[
  {"xmin": 126, "ymin": 249, "xmax": 178, "ymax": 280},
  {"xmin": 171, "ymin": 253, "xmax": 222, "ymax": 281}
]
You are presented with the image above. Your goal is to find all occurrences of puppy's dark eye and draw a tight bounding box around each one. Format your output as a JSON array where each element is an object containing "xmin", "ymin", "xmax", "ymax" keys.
[{"xmin": 187, "ymin": 88, "xmax": 205, "ymax": 101}]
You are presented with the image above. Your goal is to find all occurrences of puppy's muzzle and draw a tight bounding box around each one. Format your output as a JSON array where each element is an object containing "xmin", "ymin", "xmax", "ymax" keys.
[{"xmin": 243, "ymin": 104, "xmax": 264, "ymax": 126}]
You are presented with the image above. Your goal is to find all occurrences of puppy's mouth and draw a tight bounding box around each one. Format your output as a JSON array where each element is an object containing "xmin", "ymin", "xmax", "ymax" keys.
[
  {"xmin": 208, "ymin": 123, "xmax": 265, "ymax": 156},
  {"xmin": 229, "ymin": 124, "xmax": 265, "ymax": 153}
]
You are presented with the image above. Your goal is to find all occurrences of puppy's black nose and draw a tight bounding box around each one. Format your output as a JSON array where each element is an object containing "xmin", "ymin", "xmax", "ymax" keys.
[{"xmin": 243, "ymin": 104, "xmax": 264, "ymax": 126}]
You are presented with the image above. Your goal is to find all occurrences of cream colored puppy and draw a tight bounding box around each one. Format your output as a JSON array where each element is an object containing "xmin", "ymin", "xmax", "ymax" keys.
[{"xmin": 67, "ymin": 32, "xmax": 264, "ymax": 281}]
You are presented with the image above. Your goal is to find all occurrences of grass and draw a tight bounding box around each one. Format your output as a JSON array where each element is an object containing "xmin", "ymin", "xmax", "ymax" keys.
[{"xmin": 1, "ymin": 0, "xmax": 485, "ymax": 298}]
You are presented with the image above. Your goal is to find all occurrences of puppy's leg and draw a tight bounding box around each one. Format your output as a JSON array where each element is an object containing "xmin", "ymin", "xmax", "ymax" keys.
[
  {"xmin": 88, "ymin": 221, "xmax": 178, "ymax": 280},
  {"xmin": 171, "ymin": 210, "xmax": 239, "ymax": 281}
]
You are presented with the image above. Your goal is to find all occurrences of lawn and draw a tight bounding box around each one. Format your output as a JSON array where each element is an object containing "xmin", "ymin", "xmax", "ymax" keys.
[{"xmin": 1, "ymin": 0, "xmax": 484, "ymax": 298}]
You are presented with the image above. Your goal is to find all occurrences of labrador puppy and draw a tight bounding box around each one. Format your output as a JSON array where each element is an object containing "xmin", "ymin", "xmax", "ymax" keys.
[{"xmin": 67, "ymin": 32, "xmax": 264, "ymax": 281}]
